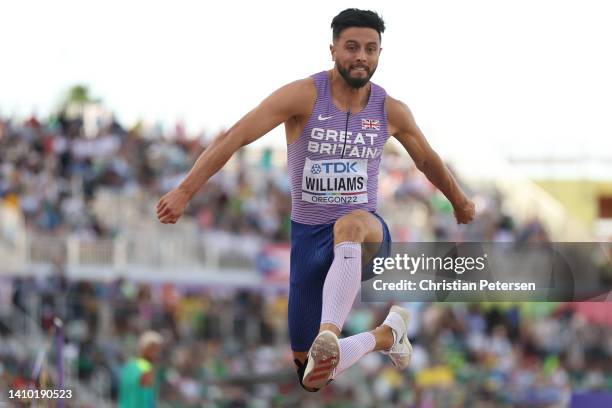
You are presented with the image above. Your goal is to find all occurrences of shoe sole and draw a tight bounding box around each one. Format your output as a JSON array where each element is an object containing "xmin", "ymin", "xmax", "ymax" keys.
[{"xmin": 303, "ymin": 330, "xmax": 340, "ymax": 389}]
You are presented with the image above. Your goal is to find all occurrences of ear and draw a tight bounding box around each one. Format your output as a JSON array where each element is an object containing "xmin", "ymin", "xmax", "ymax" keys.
[{"xmin": 330, "ymin": 43, "xmax": 335, "ymax": 61}]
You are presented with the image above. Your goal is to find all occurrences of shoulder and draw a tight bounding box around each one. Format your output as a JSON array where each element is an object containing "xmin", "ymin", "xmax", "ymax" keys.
[
  {"xmin": 385, "ymin": 95, "xmax": 413, "ymax": 136},
  {"xmin": 385, "ymin": 94, "xmax": 409, "ymax": 117},
  {"xmin": 264, "ymin": 76, "xmax": 316, "ymax": 115},
  {"xmin": 277, "ymin": 77, "xmax": 316, "ymax": 99}
]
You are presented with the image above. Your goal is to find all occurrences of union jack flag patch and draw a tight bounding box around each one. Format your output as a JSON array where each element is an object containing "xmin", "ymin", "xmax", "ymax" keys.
[{"xmin": 361, "ymin": 119, "xmax": 380, "ymax": 130}]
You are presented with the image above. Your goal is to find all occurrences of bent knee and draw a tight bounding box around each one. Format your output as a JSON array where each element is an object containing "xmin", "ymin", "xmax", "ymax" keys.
[{"xmin": 333, "ymin": 213, "xmax": 368, "ymax": 243}]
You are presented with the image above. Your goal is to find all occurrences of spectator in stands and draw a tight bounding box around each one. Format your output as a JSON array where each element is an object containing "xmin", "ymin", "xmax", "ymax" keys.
[{"xmin": 118, "ymin": 330, "xmax": 164, "ymax": 408}]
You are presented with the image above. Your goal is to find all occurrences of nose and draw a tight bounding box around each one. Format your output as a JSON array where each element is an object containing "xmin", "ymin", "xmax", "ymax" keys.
[{"xmin": 357, "ymin": 47, "xmax": 367, "ymax": 62}]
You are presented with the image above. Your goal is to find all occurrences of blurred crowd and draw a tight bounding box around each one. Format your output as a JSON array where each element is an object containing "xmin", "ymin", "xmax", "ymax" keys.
[
  {"xmin": 1, "ymin": 272, "xmax": 611, "ymax": 407},
  {"xmin": 0, "ymin": 113, "xmax": 292, "ymax": 242},
  {"xmin": 0, "ymin": 112, "xmax": 550, "ymax": 246}
]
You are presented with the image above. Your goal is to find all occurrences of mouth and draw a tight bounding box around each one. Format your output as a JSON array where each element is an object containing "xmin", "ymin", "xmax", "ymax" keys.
[{"xmin": 350, "ymin": 65, "xmax": 369, "ymax": 74}]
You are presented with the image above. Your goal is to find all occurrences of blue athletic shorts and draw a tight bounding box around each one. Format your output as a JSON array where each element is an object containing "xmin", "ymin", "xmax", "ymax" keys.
[{"xmin": 288, "ymin": 212, "xmax": 391, "ymax": 352}]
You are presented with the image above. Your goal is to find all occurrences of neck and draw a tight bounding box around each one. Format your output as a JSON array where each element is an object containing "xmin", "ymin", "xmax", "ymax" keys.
[{"xmin": 329, "ymin": 69, "xmax": 371, "ymax": 112}]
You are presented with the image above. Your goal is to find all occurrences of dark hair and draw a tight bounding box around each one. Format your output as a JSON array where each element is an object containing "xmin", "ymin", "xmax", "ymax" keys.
[{"xmin": 331, "ymin": 8, "xmax": 385, "ymax": 42}]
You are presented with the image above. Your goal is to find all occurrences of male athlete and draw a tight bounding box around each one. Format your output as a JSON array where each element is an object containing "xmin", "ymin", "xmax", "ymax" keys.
[{"xmin": 157, "ymin": 9, "xmax": 475, "ymax": 392}]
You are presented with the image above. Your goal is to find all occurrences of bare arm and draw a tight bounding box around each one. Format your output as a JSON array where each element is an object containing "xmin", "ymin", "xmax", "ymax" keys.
[
  {"xmin": 387, "ymin": 96, "xmax": 474, "ymax": 223},
  {"xmin": 179, "ymin": 78, "xmax": 314, "ymax": 199},
  {"xmin": 157, "ymin": 78, "xmax": 315, "ymax": 223}
]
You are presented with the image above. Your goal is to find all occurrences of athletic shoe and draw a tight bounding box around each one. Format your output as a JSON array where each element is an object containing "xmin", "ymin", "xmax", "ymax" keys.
[
  {"xmin": 380, "ymin": 305, "xmax": 413, "ymax": 369},
  {"xmin": 302, "ymin": 330, "xmax": 339, "ymax": 389}
]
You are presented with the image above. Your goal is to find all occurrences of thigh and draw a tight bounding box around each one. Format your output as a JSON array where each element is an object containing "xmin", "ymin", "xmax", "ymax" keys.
[{"xmin": 288, "ymin": 221, "xmax": 334, "ymax": 352}]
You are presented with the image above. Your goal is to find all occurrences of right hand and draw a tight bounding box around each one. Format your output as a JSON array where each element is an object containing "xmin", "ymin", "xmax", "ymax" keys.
[{"xmin": 156, "ymin": 188, "xmax": 191, "ymax": 224}]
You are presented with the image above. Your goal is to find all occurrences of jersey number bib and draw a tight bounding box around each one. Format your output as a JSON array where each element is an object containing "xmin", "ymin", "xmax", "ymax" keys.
[{"xmin": 301, "ymin": 158, "xmax": 368, "ymax": 205}]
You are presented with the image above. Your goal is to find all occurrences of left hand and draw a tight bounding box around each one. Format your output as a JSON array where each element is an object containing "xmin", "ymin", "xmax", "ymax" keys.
[{"xmin": 453, "ymin": 199, "xmax": 476, "ymax": 224}]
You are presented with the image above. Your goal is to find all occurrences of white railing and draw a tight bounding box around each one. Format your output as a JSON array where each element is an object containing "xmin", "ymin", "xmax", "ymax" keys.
[
  {"xmin": 0, "ymin": 188, "xmax": 264, "ymax": 276},
  {"xmin": 6, "ymin": 231, "xmax": 263, "ymax": 275}
]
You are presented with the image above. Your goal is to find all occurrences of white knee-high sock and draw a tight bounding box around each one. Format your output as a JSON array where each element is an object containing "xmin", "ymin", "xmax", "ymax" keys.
[
  {"xmin": 320, "ymin": 242, "xmax": 361, "ymax": 331},
  {"xmin": 333, "ymin": 332, "xmax": 376, "ymax": 377}
]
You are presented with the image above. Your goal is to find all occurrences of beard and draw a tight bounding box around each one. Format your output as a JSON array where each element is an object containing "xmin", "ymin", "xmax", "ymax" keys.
[{"xmin": 336, "ymin": 61, "xmax": 376, "ymax": 89}]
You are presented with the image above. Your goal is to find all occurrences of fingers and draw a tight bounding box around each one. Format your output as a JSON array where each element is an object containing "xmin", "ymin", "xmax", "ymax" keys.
[
  {"xmin": 159, "ymin": 211, "xmax": 179, "ymax": 224},
  {"xmin": 157, "ymin": 203, "xmax": 182, "ymax": 223},
  {"xmin": 454, "ymin": 210, "xmax": 475, "ymax": 224},
  {"xmin": 454, "ymin": 200, "xmax": 476, "ymax": 224},
  {"xmin": 156, "ymin": 200, "xmax": 180, "ymax": 224},
  {"xmin": 157, "ymin": 205, "xmax": 171, "ymax": 218},
  {"xmin": 158, "ymin": 212, "xmax": 179, "ymax": 224},
  {"xmin": 156, "ymin": 198, "xmax": 168, "ymax": 215},
  {"xmin": 156, "ymin": 189, "xmax": 191, "ymax": 225},
  {"xmin": 458, "ymin": 212, "xmax": 473, "ymax": 224}
]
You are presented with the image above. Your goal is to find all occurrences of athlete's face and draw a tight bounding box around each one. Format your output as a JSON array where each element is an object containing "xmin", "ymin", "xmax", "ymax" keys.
[{"xmin": 331, "ymin": 27, "xmax": 382, "ymax": 89}]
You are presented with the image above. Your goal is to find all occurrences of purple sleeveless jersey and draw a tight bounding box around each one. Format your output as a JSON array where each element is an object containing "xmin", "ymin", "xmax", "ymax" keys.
[{"xmin": 287, "ymin": 71, "xmax": 390, "ymax": 225}]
